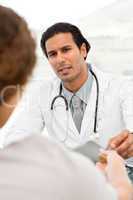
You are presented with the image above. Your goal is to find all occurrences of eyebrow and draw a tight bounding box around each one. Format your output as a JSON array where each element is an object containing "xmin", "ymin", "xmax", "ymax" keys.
[
  {"xmin": 47, "ymin": 45, "xmax": 72, "ymax": 55},
  {"xmin": 47, "ymin": 50, "xmax": 56, "ymax": 56}
]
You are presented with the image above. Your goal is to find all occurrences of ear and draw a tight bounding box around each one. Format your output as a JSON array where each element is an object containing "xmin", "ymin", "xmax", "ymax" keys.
[{"xmin": 80, "ymin": 43, "xmax": 87, "ymax": 59}]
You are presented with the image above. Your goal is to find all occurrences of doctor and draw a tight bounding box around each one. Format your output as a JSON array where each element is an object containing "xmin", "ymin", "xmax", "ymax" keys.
[{"xmin": 2, "ymin": 22, "xmax": 133, "ymax": 159}]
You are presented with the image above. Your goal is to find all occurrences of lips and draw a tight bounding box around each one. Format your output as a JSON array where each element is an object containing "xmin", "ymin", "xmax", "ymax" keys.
[{"xmin": 58, "ymin": 65, "xmax": 72, "ymax": 73}]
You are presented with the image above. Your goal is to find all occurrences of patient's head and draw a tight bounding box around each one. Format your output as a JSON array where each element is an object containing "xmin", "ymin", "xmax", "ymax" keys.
[{"xmin": 0, "ymin": 5, "xmax": 36, "ymax": 104}]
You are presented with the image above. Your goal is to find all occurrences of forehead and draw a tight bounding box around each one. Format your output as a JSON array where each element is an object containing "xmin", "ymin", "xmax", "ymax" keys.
[{"xmin": 45, "ymin": 32, "xmax": 76, "ymax": 50}]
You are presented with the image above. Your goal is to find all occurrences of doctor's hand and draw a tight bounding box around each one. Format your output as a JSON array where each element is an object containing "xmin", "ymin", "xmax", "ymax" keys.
[{"xmin": 107, "ymin": 130, "xmax": 133, "ymax": 159}]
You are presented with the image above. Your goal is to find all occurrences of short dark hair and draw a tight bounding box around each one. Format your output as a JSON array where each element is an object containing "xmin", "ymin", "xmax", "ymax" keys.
[
  {"xmin": 0, "ymin": 5, "xmax": 36, "ymax": 101},
  {"xmin": 41, "ymin": 22, "xmax": 91, "ymax": 59}
]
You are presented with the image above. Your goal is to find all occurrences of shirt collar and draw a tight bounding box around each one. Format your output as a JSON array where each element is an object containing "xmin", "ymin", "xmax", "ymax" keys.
[
  {"xmin": 76, "ymin": 70, "xmax": 93, "ymax": 104},
  {"xmin": 62, "ymin": 64, "xmax": 93, "ymax": 105}
]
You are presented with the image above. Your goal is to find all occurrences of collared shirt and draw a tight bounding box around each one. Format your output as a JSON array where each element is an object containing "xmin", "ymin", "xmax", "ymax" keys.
[
  {"xmin": 62, "ymin": 67, "xmax": 93, "ymax": 112},
  {"xmin": 62, "ymin": 67, "xmax": 93, "ymax": 133}
]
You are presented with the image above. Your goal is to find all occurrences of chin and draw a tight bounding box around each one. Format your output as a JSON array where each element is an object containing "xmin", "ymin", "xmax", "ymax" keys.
[{"xmin": 61, "ymin": 76, "xmax": 74, "ymax": 83}]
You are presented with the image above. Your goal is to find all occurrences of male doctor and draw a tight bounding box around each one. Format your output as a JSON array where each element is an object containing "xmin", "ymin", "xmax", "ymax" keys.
[{"xmin": 2, "ymin": 22, "xmax": 133, "ymax": 160}]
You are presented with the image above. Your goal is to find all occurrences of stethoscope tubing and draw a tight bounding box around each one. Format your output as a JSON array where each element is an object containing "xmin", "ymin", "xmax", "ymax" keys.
[
  {"xmin": 50, "ymin": 68, "xmax": 99, "ymax": 133},
  {"xmin": 89, "ymin": 68, "xmax": 99, "ymax": 133}
]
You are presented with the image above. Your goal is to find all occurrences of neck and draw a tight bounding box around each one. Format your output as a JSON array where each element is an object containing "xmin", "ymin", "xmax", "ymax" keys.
[{"xmin": 63, "ymin": 63, "xmax": 88, "ymax": 92}]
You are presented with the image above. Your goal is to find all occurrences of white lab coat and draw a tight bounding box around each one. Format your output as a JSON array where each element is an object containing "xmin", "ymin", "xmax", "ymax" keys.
[{"xmin": 1, "ymin": 65, "xmax": 133, "ymax": 148}]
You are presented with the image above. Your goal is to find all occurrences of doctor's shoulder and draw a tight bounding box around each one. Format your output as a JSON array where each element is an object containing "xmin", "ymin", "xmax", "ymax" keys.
[
  {"xmin": 107, "ymin": 71, "xmax": 133, "ymax": 96},
  {"xmin": 118, "ymin": 75, "xmax": 133, "ymax": 101},
  {"xmin": 91, "ymin": 65, "xmax": 118, "ymax": 81},
  {"xmin": 92, "ymin": 65, "xmax": 133, "ymax": 86}
]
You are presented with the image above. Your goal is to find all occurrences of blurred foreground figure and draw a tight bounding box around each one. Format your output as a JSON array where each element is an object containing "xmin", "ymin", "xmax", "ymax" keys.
[
  {"xmin": 0, "ymin": 134, "xmax": 132, "ymax": 200},
  {"xmin": 0, "ymin": 5, "xmax": 36, "ymax": 128}
]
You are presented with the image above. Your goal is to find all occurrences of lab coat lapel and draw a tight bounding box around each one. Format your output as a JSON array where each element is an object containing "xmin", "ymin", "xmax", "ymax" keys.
[
  {"xmin": 50, "ymin": 80, "xmax": 79, "ymax": 139},
  {"xmin": 95, "ymin": 67, "xmax": 114, "ymax": 121},
  {"xmin": 80, "ymin": 79, "xmax": 97, "ymax": 137},
  {"xmin": 80, "ymin": 66, "xmax": 111, "ymax": 137}
]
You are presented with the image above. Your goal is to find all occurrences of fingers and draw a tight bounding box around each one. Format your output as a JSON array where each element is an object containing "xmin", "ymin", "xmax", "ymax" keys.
[
  {"xmin": 126, "ymin": 145, "xmax": 133, "ymax": 158},
  {"xmin": 104, "ymin": 151, "xmax": 127, "ymax": 179},
  {"xmin": 96, "ymin": 162, "xmax": 106, "ymax": 172},
  {"xmin": 98, "ymin": 150, "xmax": 124, "ymax": 168},
  {"xmin": 106, "ymin": 150, "xmax": 124, "ymax": 165},
  {"xmin": 97, "ymin": 150, "xmax": 127, "ymax": 179},
  {"xmin": 107, "ymin": 130, "xmax": 133, "ymax": 158},
  {"xmin": 107, "ymin": 130, "xmax": 129, "ymax": 150},
  {"xmin": 99, "ymin": 153, "xmax": 107, "ymax": 164},
  {"xmin": 116, "ymin": 133, "xmax": 133, "ymax": 158}
]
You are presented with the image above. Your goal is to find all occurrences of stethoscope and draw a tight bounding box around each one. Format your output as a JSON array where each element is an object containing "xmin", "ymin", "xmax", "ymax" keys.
[{"xmin": 50, "ymin": 67, "xmax": 99, "ymax": 138}]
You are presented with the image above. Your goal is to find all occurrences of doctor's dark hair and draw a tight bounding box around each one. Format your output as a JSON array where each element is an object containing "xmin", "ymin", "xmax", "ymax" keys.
[
  {"xmin": 40, "ymin": 22, "xmax": 91, "ymax": 60},
  {"xmin": 0, "ymin": 5, "xmax": 36, "ymax": 103}
]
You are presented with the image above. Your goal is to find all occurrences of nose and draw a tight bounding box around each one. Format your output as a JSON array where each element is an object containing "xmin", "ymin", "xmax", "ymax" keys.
[{"xmin": 56, "ymin": 52, "xmax": 65, "ymax": 64}]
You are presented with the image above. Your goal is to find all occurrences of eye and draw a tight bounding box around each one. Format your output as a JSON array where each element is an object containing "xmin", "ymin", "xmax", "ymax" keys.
[
  {"xmin": 62, "ymin": 47, "xmax": 71, "ymax": 53},
  {"xmin": 48, "ymin": 51, "xmax": 57, "ymax": 58}
]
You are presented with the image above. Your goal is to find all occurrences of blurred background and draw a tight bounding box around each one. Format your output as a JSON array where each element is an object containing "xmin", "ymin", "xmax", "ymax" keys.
[{"xmin": 0, "ymin": 0, "xmax": 133, "ymax": 80}]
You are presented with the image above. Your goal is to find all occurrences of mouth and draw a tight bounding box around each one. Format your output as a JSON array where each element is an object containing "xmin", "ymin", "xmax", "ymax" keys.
[{"xmin": 58, "ymin": 65, "xmax": 72, "ymax": 74}]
